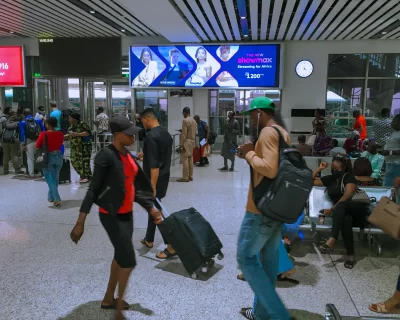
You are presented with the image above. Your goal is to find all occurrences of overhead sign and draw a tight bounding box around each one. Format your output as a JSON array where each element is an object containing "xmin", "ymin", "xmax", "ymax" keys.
[
  {"xmin": 129, "ymin": 44, "xmax": 280, "ymax": 88},
  {"xmin": 0, "ymin": 46, "xmax": 25, "ymax": 87}
]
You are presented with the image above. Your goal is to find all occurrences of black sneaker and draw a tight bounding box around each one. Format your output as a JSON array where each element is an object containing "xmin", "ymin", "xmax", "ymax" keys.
[
  {"xmin": 240, "ymin": 308, "xmax": 255, "ymax": 320},
  {"xmin": 219, "ymin": 167, "xmax": 228, "ymax": 171},
  {"xmin": 229, "ymin": 167, "xmax": 234, "ymax": 172}
]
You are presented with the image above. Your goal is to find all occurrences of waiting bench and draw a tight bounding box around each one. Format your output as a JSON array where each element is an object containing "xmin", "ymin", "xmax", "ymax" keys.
[{"xmin": 304, "ymin": 186, "xmax": 393, "ymax": 256}]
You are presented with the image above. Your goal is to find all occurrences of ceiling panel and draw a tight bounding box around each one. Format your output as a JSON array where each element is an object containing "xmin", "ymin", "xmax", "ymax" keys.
[{"xmin": 0, "ymin": 0, "xmax": 399, "ymax": 42}]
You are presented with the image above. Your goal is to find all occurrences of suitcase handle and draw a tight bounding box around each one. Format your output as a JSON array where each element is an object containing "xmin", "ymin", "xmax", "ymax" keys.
[{"xmin": 154, "ymin": 198, "xmax": 169, "ymax": 219}]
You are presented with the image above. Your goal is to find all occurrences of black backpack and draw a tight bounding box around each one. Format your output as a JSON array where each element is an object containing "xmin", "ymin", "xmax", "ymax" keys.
[
  {"xmin": 25, "ymin": 118, "xmax": 42, "ymax": 140},
  {"xmin": 251, "ymin": 126, "xmax": 313, "ymax": 224},
  {"xmin": 2, "ymin": 121, "xmax": 19, "ymax": 144},
  {"xmin": 207, "ymin": 131, "xmax": 217, "ymax": 145}
]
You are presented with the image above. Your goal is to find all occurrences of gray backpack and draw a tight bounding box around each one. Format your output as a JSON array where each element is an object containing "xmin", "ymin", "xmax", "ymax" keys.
[{"xmin": 251, "ymin": 127, "xmax": 313, "ymax": 223}]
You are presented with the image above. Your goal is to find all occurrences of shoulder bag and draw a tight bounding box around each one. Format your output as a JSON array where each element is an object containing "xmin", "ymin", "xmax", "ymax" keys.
[
  {"xmin": 368, "ymin": 197, "xmax": 400, "ymax": 240},
  {"xmin": 340, "ymin": 173, "xmax": 371, "ymax": 204},
  {"xmin": 35, "ymin": 132, "xmax": 48, "ymax": 170}
]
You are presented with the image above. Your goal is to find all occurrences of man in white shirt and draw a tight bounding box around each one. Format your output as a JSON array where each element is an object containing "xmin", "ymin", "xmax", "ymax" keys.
[{"xmin": 94, "ymin": 107, "xmax": 109, "ymax": 149}]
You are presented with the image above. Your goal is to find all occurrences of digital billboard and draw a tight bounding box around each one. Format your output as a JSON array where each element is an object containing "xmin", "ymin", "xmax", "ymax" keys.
[
  {"xmin": 0, "ymin": 46, "xmax": 25, "ymax": 87},
  {"xmin": 129, "ymin": 44, "xmax": 280, "ymax": 88}
]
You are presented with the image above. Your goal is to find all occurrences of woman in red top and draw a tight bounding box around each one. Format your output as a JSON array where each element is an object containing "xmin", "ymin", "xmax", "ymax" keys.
[
  {"xmin": 36, "ymin": 116, "xmax": 64, "ymax": 206},
  {"xmin": 70, "ymin": 116, "xmax": 162, "ymax": 320}
]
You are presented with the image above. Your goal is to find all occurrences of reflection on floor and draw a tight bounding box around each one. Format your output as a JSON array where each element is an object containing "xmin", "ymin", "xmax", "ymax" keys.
[{"xmin": 0, "ymin": 155, "xmax": 399, "ymax": 320}]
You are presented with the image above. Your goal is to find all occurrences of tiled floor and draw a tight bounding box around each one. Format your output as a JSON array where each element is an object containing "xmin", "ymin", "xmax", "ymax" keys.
[{"xmin": 0, "ymin": 155, "xmax": 399, "ymax": 320}]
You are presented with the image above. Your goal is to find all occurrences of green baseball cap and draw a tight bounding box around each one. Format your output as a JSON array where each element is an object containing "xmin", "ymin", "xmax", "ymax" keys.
[{"xmin": 242, "ymin": 96, "xmax": 275, "ymax": 115}]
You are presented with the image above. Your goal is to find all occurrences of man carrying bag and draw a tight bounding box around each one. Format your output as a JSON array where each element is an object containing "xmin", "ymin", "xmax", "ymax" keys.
[{"xmin": 236, "ymin": 97, "xmax": 294, "ymax": 320}]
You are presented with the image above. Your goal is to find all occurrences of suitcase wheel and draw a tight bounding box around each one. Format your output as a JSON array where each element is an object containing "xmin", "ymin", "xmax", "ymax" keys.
[
  {"xmin": 217, "ymin": 253, "xmax": 224, "ymax": 260},
  {"xmin": 201, "ymin": 266, "xmax": 208, "ymax": 273},
  {"xmin": 191, "ymin": 272, "xmax": 198, "ymax": 280}
]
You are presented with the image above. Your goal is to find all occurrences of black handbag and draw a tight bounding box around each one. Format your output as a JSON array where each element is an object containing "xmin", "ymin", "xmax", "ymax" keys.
[{"xmin": 35, "ymin": 132, "xmax": 48, "ymax": 170}]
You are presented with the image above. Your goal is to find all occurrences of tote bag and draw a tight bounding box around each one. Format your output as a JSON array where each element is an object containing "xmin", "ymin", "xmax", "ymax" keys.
[{"xmin": 368, "ymin": 197, "xmax": 400, "ymax": 240}]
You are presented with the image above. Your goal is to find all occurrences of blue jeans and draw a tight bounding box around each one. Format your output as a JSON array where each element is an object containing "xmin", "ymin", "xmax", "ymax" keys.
[
  {"xmin": 43, "ymin": 151, "xmax": 63, "ymax": 202},
  {"xmin": 237, "ymin": 211, "xmax": 291, "ymax": 320},
  {"xmin": 384, "ymin": 162, "xmax": 400, "ymax": 204}
]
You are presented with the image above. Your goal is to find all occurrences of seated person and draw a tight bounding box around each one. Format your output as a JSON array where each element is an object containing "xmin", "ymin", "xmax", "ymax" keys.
[
  {"xmin": 361, "ymin": 141, "xmax": 384, "ymax": 179},
  {"xmin": 295, "ymin": 134, "xmax": 312, "ymax": 156},
  {"xmin": 312, "ymin": 154, "xmax": 370, "ymax": 269},
  {"xmin": 313, "ymin": 129, "xmax": 332, "ymax": 156},
  {"xmin": 353, "ymin": 157, "xmax": 382, "ymax": 186},
  {"xmin": 329, "ymin": 139, "xmax": 346, "ymax": 157},
  {"xmin": 343, "ymin": 131, "xmax": 362, "ymax": 154}
]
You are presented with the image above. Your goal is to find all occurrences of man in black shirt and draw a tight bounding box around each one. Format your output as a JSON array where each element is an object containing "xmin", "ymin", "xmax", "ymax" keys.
[{"xmin": 138, "ymin": 108, "xmax": 176, "ymax": 259}]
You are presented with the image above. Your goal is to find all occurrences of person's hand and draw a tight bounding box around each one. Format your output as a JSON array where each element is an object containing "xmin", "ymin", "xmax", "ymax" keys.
[
  {"xmin": 319, "ymin": 162, "xmax": 329, "ymax": 170},
  {"xmin": 149, "ymin": 207, "xmax": 162, "ymax": 224},
  {"xmin": 323, "ymin": 208, "xmax": 333, "ymax": 215},
  {"xmin": 23, "ymin": 145, "xmax": 27, "ymax": 151},
  {"xmin": 70, "ymin": 222, "xmax": 84, "ymax": 244},
  {"xmin": 394, "ymin": 177, "xmax": 400, "ymax": 188},
  {"xmin": 69, "ymin": 132, "xmax": 78, "ymax": 137},
  {"xmin": 137, "ymin": 152, "xmax": 144, "ymax": 161},
  {"xmin": 238, "ymin": 142, "xmax": 254, "ymax": 158}
]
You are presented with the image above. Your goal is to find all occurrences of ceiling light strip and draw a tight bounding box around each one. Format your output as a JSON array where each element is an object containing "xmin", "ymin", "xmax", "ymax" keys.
[
  {"xmin": 224, "ymin": 0, "xmax": 241, "ymax": 41},
  {"xmin": 276, "ymin": 0, "xmax": 296, "ymax": 40},
  {"xmin": 301, "ymin": 0, "xmax": 335, "ymax": 40},
  {"xmin": 293, "ymin": 0, "xmax": 322, "ymax": 40},
  {"xmin": 285, "ymin": 0, "xmax": 309, "ymax": 40},
  {"xmin": 335, "ymin": 0, "xmax": 386, "ymax": 40},
  {"xmin": 381, "ymin": 25, "xmax": 400, "ymax": 39},
  {"xmin": 350, "ymin": 0, "xmax": 400, "ymax": 39},
  {"xmin": 186, "ymin": 0, "xmax": 217, "ymax": 41},
  {"xmin": 199, "ymin": 0, "xmax": 226, "ymax": 40},
  {"xmin": 322, "ymin": 0, "xmax": 364, "ymax": 40},
  {"xmin": 267, "ymin": 0, "xmax": 282, "ymax": 40},
  {"xmin": 212, "ymin": 0, "xmax": 233, "ymax": 41},
  {"xmin": 173, "ymin": 0, "xmax": 209, "ymax": 41},
  {"xmin": 310, "ymin": 0, "xmax": 348, "ymax": 40}
]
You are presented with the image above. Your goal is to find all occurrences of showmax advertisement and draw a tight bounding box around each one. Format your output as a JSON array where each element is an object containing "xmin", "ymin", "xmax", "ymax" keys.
[{"xmin": 129, "ymin": 44, "xmax": 280, "ymax": 88}]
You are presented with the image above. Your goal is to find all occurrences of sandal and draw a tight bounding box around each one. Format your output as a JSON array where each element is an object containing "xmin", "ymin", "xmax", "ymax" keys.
[
  {"xmin": 156, "ymin": 248, "xmax": 177, "ymax": 259},
  {"xmin": 101, "ymin": 299, "xmax": 130, "ymax": 310},
  {"xmin": 140, "ymin": 239, "xmax": 153, "ymax": 249},
  {"xmin": 369, "ymin": 302, "xmax": 400, "ymax": 314},
  {"xmin": 319, "ymin": 243, "xmax": 334, "ymax": 252},
  {"xmin": 344, "ymin": 260, "xmax": 355, "ymax": 269},
  {"xmin": 237, "ymin": 274, "xmax": 246, "ymax": 281},
  {"xmin": 240, "ymin": 308, "xmax": 255, "ymax": 320},
  {"xmin": 277, "ymin": 275, "xmax": 300, "ymax": 285}
]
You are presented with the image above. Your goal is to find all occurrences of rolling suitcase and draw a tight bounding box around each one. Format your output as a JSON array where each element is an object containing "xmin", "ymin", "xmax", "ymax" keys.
[
  {"xmin": 59, "ymin": 158, "xmax": 71, "ymax": 184},
  {"xmin": 156, "ymin": 200, "xmax": 224, "ymax": 279},
  {"xmin": 193, "ymin": 147, "xmax": 201, "ymax": 164}
]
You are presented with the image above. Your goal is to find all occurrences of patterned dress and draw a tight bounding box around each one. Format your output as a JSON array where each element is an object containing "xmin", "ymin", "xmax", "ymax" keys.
[{"xmin": 69, "ymin": 122, "xmax": 92, "ymax": 179}]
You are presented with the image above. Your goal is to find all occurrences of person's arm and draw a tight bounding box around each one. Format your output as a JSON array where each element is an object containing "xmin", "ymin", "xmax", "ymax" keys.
[
  {"xmin": 19, "ymin": 121, "xmax": 25, "ymax": 144},
  {"xmin": 205, "ymin": 123, "xmax": 210, "ymax": 140},
  {"xmin": 79, "ymin": 151, "xmax": 110, "ymax": 215},
  {"xmin": 233, "ymin": 120, "xmax": 240, "ymax": 135},
  {"xmin": 244, "ymin": 128, "xmax": 280, "ymax": 179},
  {"xmin": 371, "ymin": 155, "xmax": 384, "ymax": 179},
  {"xmin": 36, "ymin": 119, "xmax": 45, "ymax": 132},
  {"xmin": 146, "ymin": 137, "xmax": 160, "ymax": 198},
  {"xmin": 332, "ymin": 183, "xmax": 356, "ymax": 209},
  {"xmin": 312, "ymin": 162, "xmax": 329, "ymax": 185},
  {"xmin": 35, "ymin": 132, "xmax": 44, "ymax": 149},
  {"xmin": 180, "ymin": 119, "xmax": 187, "ymax": 144}
]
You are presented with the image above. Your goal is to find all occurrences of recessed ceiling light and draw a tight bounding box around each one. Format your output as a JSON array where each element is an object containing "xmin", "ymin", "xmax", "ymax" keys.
[
  {"xmin": 89, "ymin": 10, "xmax": 95, "ymax": 14},
  {"xmin": 121, "ymin": 29, "xmax": 125, "ymax": 32},
  {"xmin": 381, "ymin": 31, "xmax": 388, "ymax": 34},
  {"xmin": 243, "ymin": 34, "xmax": 248, "ymax": 37},
  {"xmin": 9, "ymin": 31, "xmax": 14, "ymax": 34},
  {"xmin": 241, "ymin": 16, "xmax": 246, "ymax": 19}
]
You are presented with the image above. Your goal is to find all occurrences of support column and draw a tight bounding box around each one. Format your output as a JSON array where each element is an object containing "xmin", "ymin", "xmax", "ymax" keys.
[
  {"xmin": 0, "ymin": 87, "xmax": 5, "ymax": 113},
  {"xmin": 79, "ymin": 78, "xmax": 86, "ymax": 121},
  {"xmin": 131, "ymin": 88, "xmax": 136, "ymax": 124},
  {"xmin": 106, "ymin": 80, "xmax": 112, "ymax": 118},
  {"xmin": 56, "ymin": 78, "xmax": 70, "ymax": 110},
  {"xmin": 87, "ymin": 81, "xmax": 94, "ymax": 130}
]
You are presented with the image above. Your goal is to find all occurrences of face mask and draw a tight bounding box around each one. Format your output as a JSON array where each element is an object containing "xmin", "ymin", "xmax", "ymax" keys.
[{"xmin": 331, "ymin": 169, "xmax": 343, "ymax": 178}]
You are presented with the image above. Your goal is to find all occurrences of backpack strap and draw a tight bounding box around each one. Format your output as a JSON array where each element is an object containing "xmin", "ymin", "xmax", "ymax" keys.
[{"xmin": 270, "ymin": 126, "xmax": 289, "ymax": 149}]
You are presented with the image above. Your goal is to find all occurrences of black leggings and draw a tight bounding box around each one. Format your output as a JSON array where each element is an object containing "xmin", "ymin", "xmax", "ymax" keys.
[{"xmin": 331, "ymin": 201, "xmax": 369, "ymax": 255}]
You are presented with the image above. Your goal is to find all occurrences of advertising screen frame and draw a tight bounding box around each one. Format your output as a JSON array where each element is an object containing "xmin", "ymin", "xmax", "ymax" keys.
[
  {"xmin": 129, "ymin": 42, "xmax": 284, "ymax": 90},
  {"xmin": 0, "ymin": 45, "xmax": 25, "ymax": 87}
]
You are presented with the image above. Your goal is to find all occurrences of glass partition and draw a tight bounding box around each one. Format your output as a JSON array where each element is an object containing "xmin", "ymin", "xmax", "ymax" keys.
[{"xmin": 135, "ymin": 90, "xmax": 168, "ymax": 128}]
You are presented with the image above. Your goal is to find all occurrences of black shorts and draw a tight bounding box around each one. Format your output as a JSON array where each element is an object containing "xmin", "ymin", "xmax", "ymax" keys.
[{"xmin": 99, "ymin": 212, "xmax": 136, "ymax": 268}]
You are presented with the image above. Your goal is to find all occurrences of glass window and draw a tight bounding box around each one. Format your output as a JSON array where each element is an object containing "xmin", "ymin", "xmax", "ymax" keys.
[
  {"xmin": 326, "ymin": 79, "xmax": 365, "ymax": 138},
  {"xmin": 328, "ymin": 54, "xmax": 367, "ymax": 77},
  {"xmin": 111, "ymin": 82, "xmax": 131, "ymax": 120},
  {"xmin": 367, "ymin": 79, "xmax": 400, "ymax": 117},
  {"xmin": 135, "ymin": 90, "xmax": 168, "ymax": 128},
  {"xmin": 368, "ymin": 54, "xmax": 400, "ymax": 78}
]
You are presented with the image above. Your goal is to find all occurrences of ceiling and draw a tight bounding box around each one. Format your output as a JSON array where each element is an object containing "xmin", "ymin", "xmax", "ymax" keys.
[{"xmin": 0, "ymin": 0, "xmax": 400, "ymax": 42}]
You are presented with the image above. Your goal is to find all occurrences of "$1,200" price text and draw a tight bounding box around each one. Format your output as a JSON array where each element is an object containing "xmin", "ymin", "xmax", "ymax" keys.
[
  {"xmin": 245, "ymin": 72, "xmax": 263, "ymax": 79},
  {"xmin": 0, "ymin": 63, "xmax": 9, "ymax": 70}
]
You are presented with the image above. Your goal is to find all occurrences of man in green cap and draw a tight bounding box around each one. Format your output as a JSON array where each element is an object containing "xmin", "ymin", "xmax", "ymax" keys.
[{"xmin": 236, "ymin": 96, "xmax": 292, "ymax": 320}]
